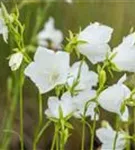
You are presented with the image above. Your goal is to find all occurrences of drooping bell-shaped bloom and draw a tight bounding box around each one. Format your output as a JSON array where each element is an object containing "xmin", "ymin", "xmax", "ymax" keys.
[
  {"xmin": 45, "ymin": 92, "xmax": 75, "ymax": 119},
  {"xmin": 24, "ymin": 47, "xmax": 70, "ymax": 94},
  {"xmin": 111, "ymin": 32, "xmax": 135, "ymax": 72},
  {"xmin": 67, "ymin": 61, "xmax": 98, "ymax": 91},
  {"xmin": 73, "ymin": 89, "xmax": 98, "ymax": 120},
  {"xmin": 9, "ymin": 52, "xmax": 23, "ymax": 71},
  {"xmin": 0, "ymin": 8, "xmax": 8, "ymax": 43},
  {"xmin": 96, "ymin": 121, "xmax": 127, "ymax": 150},
  {"xmin": 77, "ymin": 22, "xmax": 113, "ymax": 64},
  {"xmin": 38, "ymin": 17, "xmax": 63, "ymax": 50},
  {"xmin": 98, "ymin": 74, "xmax": 131, "ymax": 121}
]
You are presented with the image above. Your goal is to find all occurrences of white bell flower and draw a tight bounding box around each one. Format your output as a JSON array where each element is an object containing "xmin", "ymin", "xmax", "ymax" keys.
[
  {"xmin": 24, "ymin": 47, "xmax": 70, "ymax": 94},
  {"xmin": 38, "ymin": 17, "xmax": 63, "ymax": 49},
  {"xmin": 98, "ymin": 74, "xmax": 131, "ymax": 121},
  {"xmin": 67, "ymin": 61, "xmax": 98, "ymax": 91},
  {"xmin": 96, "ymin": 121, "xmax": 127, "ymax": 150},
  {"xmin": 9, "ymin": 52, "xmax": 23, "ymax": 71},
  {"xmin": 45, "ymin": 92, "xmax": 75, "ymax": 119},
  {"xmin": 77, "ymin": 22, "xmax": 113, "ymax": 64},
  {"xmin": 0, "ymin": 8, "xmax": 8, "ymax": 43},
  {"xmin": 73, "ymin": 89, "xmax": 98, "ymax": 120},
  {"xmin": 111, "ymin": 32, "xmax": 135, "ymax": 72}
]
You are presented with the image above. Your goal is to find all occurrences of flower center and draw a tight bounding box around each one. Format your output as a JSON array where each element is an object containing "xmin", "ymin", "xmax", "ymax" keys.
[{"xmin": 49, "ymin": 71, "xmax": 59, "ymax": 84}]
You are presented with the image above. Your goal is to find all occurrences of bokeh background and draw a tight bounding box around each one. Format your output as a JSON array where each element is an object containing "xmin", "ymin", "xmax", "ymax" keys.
[{"xmin": 0, "ymin": 0, "xmax": 135, "ymax": 149}]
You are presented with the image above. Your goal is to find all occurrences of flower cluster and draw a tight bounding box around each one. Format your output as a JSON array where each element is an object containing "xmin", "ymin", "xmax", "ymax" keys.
[
  {"xmin": 1, "ymin": 3, "xmax": 135, "ymax": 149},
  {"xmin": 23, "ymin": 21, "xmax": 135, "ymax": 149}
]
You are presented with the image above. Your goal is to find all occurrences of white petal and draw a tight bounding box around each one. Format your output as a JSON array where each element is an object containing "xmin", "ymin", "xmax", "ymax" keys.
[
  {"xmin": 45, "ymin": 92, "xmax": 74, "ymax": 119},
  {"xmin": 78, "ymin": 22, "xmax": 113, "ymax": 44},
  {"xmin": 34, "ymin": 47, "xmax": 54, "ymax": 64},
  {"xmin": 73, "ymin": 90, "xmax": 96, "ymax": 118},
  {"xmin": 46, "ymin": 97, "xmax": 60, "ymax": 118},
  {"xmin": 24, "ymin": 62, "xmax": 53, "ymax": 93},
  {"xmin": 0, "ymin": 18, "xmax": 8, "ymax": 43},
  {"xmin": 78, "ymin": 43, "xmax": 111, "ymax": 64},
  {"xmin": 98, "ymin": 82, "xmax": 131, "ymax": 115},
  {"xmin": 68, "ymin": 61, "xmax": 98, "ymax": 90},
  {"xmin": 122, "ymin": 32, "xmax": 135, "ymax": 46},
  {"xmin": 77, "ymin": 22, "xmax": 113, "ymax": 64},
  {"xmin": 111, "ymin": 33, "xmax": 135, "ymax": 72},
  {"xmin": 61, "ymin": 92, "xmax": 75, "ymax": 117},
  {"xmin": 38, "ymin": 17, "xmax": 63, "ymax": 49},
  {"xmin": 96, "ymin": 125, "xmax": 126, "ymax": 150},
  {"xmin": 24, "ymin": 47, "xmax": 70, "ymax": 94},
  {"xmin": 9, "ymin": 52, "xmax": 23, "ymax": 71},
  {"xmin": 118, "ymin": 74, "xmax": 127, "ymax": 84},
  {"xmin": 96, "ymin": 127, "xmax": 115, "ymax": 144}
]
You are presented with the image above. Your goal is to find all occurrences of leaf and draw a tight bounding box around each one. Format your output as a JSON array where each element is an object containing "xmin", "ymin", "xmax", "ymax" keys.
[
  {"xmin": 59, "ymin": 106, "xmax": 63, "ymax": 119},
  {"xmin": 65, "ymin": 122, "xmax": 74, "ymax": 129},
  {"xmin": 99, "ymin": 69, "xmax": 106, "ymax": 89},
  {"xmin": 120, "ymin": 102, "xmax": 126, "ymax": 114}
]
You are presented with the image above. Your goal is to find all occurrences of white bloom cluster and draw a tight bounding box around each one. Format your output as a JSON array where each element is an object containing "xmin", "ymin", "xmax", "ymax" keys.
[
  {"xmin": 23, "ymin": 21, "xmax": 135, "ymax": 149},
  {"xmin": 1, "ymin": 3, "xmax": 134, "ymax": 149}
]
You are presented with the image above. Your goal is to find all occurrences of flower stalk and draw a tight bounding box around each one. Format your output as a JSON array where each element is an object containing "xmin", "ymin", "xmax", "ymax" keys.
[
  {"xmin": 81, "ymin": 117, "xmax": 86, "ymax": 150},
  {"xmin": 90, "ymin": 112, "xmax": 97, "ymax": 150}
]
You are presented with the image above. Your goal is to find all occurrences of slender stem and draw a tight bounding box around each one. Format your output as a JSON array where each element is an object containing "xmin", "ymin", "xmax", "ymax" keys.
[
  {"xmin": 0, "ymin": 73, "xmax": 19, "ymax": 149},
  {"xmin": 113, "ymin": 116, "xmax": 120, "ymax": 150},
  {"xmin": 81, "ymin": 118, "xmax": 86, "ymax": 150},
  {"xmin": 134, "ymin": 107, "xmax": 135, "ymax": 149},
  {"xmin": 51, "ymin": 124, "xmax": 58, "ymax": 150},
  {"xmin": 60, "ymin": 131, "xmax": 64, "ymax": 150},
  {"xmin": 19, "ymin": 68, "xmax": 24, "ymax": 150},
  {"xmin": 33, "ymin": 121, "xmax": 51, "ymax": 150},
  {"xmin": 125, "ymin": 123, "xmax": 130, "ymax": 150},
  {"xmin": 90, "ymin": 113, "xmax": 97, "ymax": 150},
  {"xmin": 56, "ymin": 132, "xmax": 59, "ymax": 150},
  {"xmin": 113, "ymin": 130, "xmax": 119, "ymax": 150},
  {"xmin": 38, "ymin": 92, "xmax": 43, "ymax": 126},
  {"xmin": 33, "ymin": 92, "xmax": 43, "ymax": 149}
]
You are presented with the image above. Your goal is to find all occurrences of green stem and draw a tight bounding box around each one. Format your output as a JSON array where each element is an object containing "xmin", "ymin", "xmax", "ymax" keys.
[
  {"xmin": 113, "ymin": 116, "xmax": 120, "ymax": 150},
  {"xmin": 33, "ymin": 92, "xmax": 43, "ymax": 149},
  {"xmin": 60, "ymin": 133, "xmax": 64, "ymax": 150},
  {"xmin": 19, "ymin": 68, "xmax": 24, "ymax": 150},
  {"xmin": 56, "ymin": 132, "xmax": 59, "ymax": 150},
  {"xmin": 134, "ymin": 107, "xmax": 135, "ymax": 149},
  {"xmin": 81, "ymin": 118, "xmax": 86, "ymax": 150},
  {"xmin": 125, "ymin": 123, "xmax": 130, "ymax": 150},
  {"xmin": 38, "ymin": 92, "xmax": 43, "ymax": 126},
  {"xmin": 51, "ymin": 124, "xmax": 59, "ymax": 150},
  {"xmin": 113, "ymin": 130, "xmax": 119, "ymax": 150},
  {"xmin": 0, "ymin": 73, "xmax": 19, "ymax": 149},
  {"xmin": 90, "ymin": 113, "xmax": 97, "ymax": 150},
  {"xmin": 33, "ymin": 121, "xmax": 51, "ymax": 150}
]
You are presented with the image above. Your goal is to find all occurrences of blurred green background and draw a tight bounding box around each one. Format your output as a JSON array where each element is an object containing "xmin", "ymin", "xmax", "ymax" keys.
[{"xmin": 0, "ymin": 0, "xmax": 135, "ymax": 149}]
